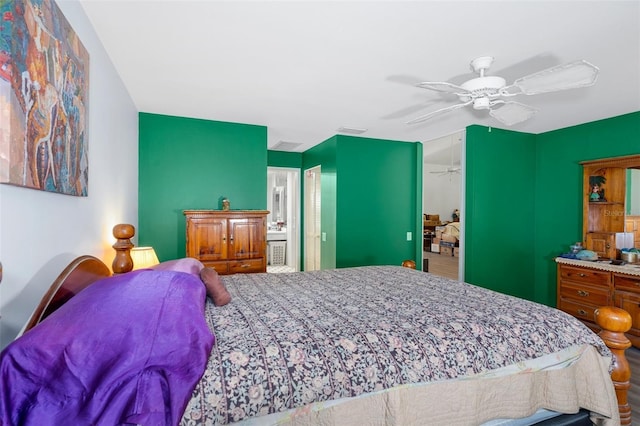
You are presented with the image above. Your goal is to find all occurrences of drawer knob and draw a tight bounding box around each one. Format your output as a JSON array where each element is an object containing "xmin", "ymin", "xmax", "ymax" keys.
[
  {"xmin": 579, "ymin": 273, "xmax": 586, "ymax": 277},
  {"xmin": 577, "ymin": 309, "xmax": 587, "ymax": 316},
  {"xmin": 241, "ymin": 264, "xmax": 250, "ymax": 268},
  {"xmin": 577, "ymin": 290, "xmax": 589, "ymax": 297}
]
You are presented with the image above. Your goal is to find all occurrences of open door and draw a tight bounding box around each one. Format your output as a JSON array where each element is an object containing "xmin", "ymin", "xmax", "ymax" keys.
[{"xmin": 304, "ymin": 166, "xmax": 321, "ymax": 271}]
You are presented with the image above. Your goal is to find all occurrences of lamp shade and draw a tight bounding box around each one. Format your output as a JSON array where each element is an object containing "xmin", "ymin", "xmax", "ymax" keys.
[{"xmin": 130, "ymin": 247, "xmax": 160, "ymax": 270}]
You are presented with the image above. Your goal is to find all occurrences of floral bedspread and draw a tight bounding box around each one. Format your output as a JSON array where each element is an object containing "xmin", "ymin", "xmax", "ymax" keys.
[{"xmin": 181, "ymin": 266, "xmax": 609, "ymax": 425}]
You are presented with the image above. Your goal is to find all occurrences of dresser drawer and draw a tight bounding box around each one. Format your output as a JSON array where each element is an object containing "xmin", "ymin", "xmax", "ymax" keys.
[
  {"xmin": 558, "ymin": 298, "xmax": 598, "ymax": 323},
  {"xmin": 559, "ymin": 265, "xmax": 611, "ymax": 287},
  {"xmin": 558, "ymin": 281, "xmax": 609, "ymax": 306},
  {"xmin": 201, "ymin": 260, "xmax": 229, "ymax": 274},
  {"xmin": 614, "ymin": 274, "xmax": 640, "ymax": 293},
  {"xmin": 228, "ymin": 258, "xmax": 265, "ymax": 274}
]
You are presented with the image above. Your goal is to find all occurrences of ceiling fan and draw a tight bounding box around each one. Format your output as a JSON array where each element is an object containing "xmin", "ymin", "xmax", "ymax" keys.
[
  {"xmin": 430, "ymin": 165, "xmax": 461, "ymax": 177},
  {"xmin": 430, "ymin": 135, "xmax": 461, "ymax": 177},
  {"xmin": 406, "ymin": 56, "xmax": 599, "ymax": 126}
]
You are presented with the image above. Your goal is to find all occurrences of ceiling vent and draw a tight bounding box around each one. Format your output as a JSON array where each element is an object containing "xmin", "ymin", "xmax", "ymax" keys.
[
  {"xmin": 337, "ymin": 126, "xmax": 367, "ymax": 135},
  {"xmin": 270, "ymin": 141, "xmax": 303, "ymax": 151}
]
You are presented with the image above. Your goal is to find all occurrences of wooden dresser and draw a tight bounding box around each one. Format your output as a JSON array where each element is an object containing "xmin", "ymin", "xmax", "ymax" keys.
[
  {"xmin": 184, "ymin": 210, "xmax": 268, "ymax": 275},
  {"xmin": 556, "ymin": 258, "xmax": 640, "ymax": 347}
]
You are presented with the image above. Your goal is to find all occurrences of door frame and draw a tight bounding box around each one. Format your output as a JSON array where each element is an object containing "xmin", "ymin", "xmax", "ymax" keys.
[
  {"xmin": 267, "ymin": 166, "xmax": 301, "ymax": 271},
  {"xmin": 422, "ymin": 131, "xmax": 466, "ymax": 281}
]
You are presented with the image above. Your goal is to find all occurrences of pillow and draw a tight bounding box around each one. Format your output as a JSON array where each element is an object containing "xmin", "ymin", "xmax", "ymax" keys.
[
  {"xmin": 150, "ymin": 257, "xmax": 204, "ymax": 275},
  {"xmin": 199, "ymin": 267, "xmax": 231, "ymax": 306}
]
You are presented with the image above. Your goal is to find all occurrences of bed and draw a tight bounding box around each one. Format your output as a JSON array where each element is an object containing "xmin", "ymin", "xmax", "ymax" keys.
[{"xmin": 0, "ymin": 226, "xmax": 632, "ymax": 425}]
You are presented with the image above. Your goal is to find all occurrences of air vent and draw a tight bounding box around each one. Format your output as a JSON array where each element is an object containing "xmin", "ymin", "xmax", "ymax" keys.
[
  {"xmin": 337, "ymin": 126, "xmax": 367, "ymax": 135},
  {"xmin": 271, "ymin": 141, "xmax": 302, "ymax": 151}
]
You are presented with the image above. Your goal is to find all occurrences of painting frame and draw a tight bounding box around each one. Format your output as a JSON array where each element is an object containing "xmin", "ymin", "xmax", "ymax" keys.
[{"xmin": 0, "ymin": 0, "xmax": 90, "ymax": 196}]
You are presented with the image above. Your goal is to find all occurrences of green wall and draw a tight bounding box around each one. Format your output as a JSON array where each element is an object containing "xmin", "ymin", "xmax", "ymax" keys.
[
  {"xmin": 267, "ymin": 150, "xmax": 302, "ymax": 169},
  {"xmin": 336, "ymin": 136, "xmax": 422, "ymax": 267},
  {"xmin": 464, "ymin": 112, "xmax": 640, "ymax": 306},
  {"xmin": 465, "ymin": 126, "xmax": 538, "ymax": 300},
  {"xmin": 534, "ymin": 111, "xmax": 640, "ymax": 306},
  {"xmin": 299, "ymin": 135, "xmax": 422, "ymax": 269},
  {"xmin": 139, "ymin": 109, "xmax": 637, "ymax": 303},
  {"xmin": 138, "ymin": 113, "xmax": 267, "ymax": 261}
]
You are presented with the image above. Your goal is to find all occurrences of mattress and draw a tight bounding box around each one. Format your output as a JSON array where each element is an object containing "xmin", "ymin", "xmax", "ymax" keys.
[{"xmin": 181, "ymin": 266, "xmax": 618, "ymax": 425}]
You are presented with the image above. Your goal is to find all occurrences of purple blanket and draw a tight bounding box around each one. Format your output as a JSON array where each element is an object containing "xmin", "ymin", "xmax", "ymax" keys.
[{"xmin": 0, "ymin": 270, "xmax": 214, "ymax": 425}]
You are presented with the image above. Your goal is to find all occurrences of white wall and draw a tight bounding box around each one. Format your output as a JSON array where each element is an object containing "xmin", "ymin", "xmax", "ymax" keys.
[
  {"xmin": 0, "ymin": 0, "xmax": 138, "ymax": 348},
  {"xmin": 422, "ymin": 163, "xmax": 461, "ymax": 223}
]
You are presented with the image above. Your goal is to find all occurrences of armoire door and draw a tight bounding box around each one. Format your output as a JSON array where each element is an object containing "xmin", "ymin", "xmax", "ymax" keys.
[
  {"xmin": 186, "ymin": 217, "xmax": 228, "ymax": 261},
  {"xmin": 229, "ymin": 217, "xmax": 265, "ymax": 260}
]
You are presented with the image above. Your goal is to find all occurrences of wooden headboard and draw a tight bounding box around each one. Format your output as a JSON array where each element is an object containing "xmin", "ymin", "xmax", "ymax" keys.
[
  {"xmin": 21, "ymin": 223, "xmax": 136, "ymax": 335},
  {"xmin": 21, "ymin": 255, "xmax": 110, "ymax": 334}
]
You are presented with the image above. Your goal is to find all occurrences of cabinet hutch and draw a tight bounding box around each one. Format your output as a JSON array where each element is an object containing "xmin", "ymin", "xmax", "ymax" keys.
[
  {"xmin": 557, "ymin": 154, "xmax": 640, "ymax": 347},
  {"xmin": 582, "ymin": 154, "xmax": 640, "ymax": 258},
  {"xmin": 184, "ymin": 210, "xmax": 268, "ymax": 275}
]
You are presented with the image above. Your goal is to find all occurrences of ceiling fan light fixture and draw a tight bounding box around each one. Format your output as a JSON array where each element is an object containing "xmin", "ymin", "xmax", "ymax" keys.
[
  {"xmin": 473, "ymin": 97, "xmax": 491, "ymax": 110},
  {"xmin": 489, "ymin": 102, "xmax": 538, "ymax": 126}
]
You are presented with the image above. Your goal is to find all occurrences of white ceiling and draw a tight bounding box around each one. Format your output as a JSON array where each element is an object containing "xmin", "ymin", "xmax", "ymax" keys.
[{"xmin": 78, "ymin": 1, "xmax": 640, "ymax": 164}]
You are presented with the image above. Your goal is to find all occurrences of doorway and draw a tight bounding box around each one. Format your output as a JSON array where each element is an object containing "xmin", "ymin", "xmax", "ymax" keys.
[
  {"xmin": 304, "ymin": 166, "xmax": 321, "ymax": 271},
  {"xmin": 422, "ymin": 131, "xmax": 465, "ymax": 281},
  {"xmin": 266, "ymin": 167, "xmax": 300, "ymax": 273}
]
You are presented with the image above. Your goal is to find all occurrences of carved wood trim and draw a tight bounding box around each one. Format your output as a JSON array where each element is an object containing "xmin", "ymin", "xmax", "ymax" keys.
[{"xmin": 580, "ymin": 154, "xmax": 640, "ymax": 170}]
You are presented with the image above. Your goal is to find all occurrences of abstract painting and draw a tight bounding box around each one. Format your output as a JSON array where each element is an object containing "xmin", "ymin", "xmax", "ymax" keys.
[{"xmin": 0, "ymin": 0, "xmax": 89, "ymax": 196}]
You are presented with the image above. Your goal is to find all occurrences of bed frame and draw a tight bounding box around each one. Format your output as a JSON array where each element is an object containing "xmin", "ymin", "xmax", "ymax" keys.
[{"xmin": 20, "ymin": 224, "xmax": 634, "ymax": 425}]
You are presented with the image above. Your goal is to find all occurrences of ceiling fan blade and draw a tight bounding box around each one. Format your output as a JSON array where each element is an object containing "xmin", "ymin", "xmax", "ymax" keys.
[
  {"xmin": 381, "ymin": 100, "xmax": 441, "ymax": 120},
  {"xmin": 406, "ymin": 100, "xmax": 473, "ymax": 125},
  {"xmin": 512, "ymin": 60, "xmax": 599, "ymax": 95},
  {"xmin": 415, "ymin": 81, "xmax": 470, "ymax": 95},
  {"xmin": 387, "ymin": 74, "xmax": 429, "ymax": 86},
  {"xmin": 489, "ymin": 101, "xmax": 538, "ymax": 126}
]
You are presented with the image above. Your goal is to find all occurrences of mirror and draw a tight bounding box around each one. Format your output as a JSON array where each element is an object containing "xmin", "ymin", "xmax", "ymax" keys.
[
  {"xmin": 628, "ymin": 169, "xmax": 640, "ymax": 215},
  {"xmin": 267, "ymin": 170, "xmax": 288, "ymax": 229},
  {"xmin": 273, "ymin": 186, "xmax": 285, "ymax": 223}
]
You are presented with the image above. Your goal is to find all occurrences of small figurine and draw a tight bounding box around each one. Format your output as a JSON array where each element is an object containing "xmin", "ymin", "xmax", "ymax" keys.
[
  {"xmin": 589, "ymin": 175, "xmax": 606, "ymax": 202},
  {"xmin": 590, "ymin": 185, "xmax": 606, "ymax": 202},
  {"xmin": 222, "ymin": 198, "xmax": 230, "ymax": 211}
]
